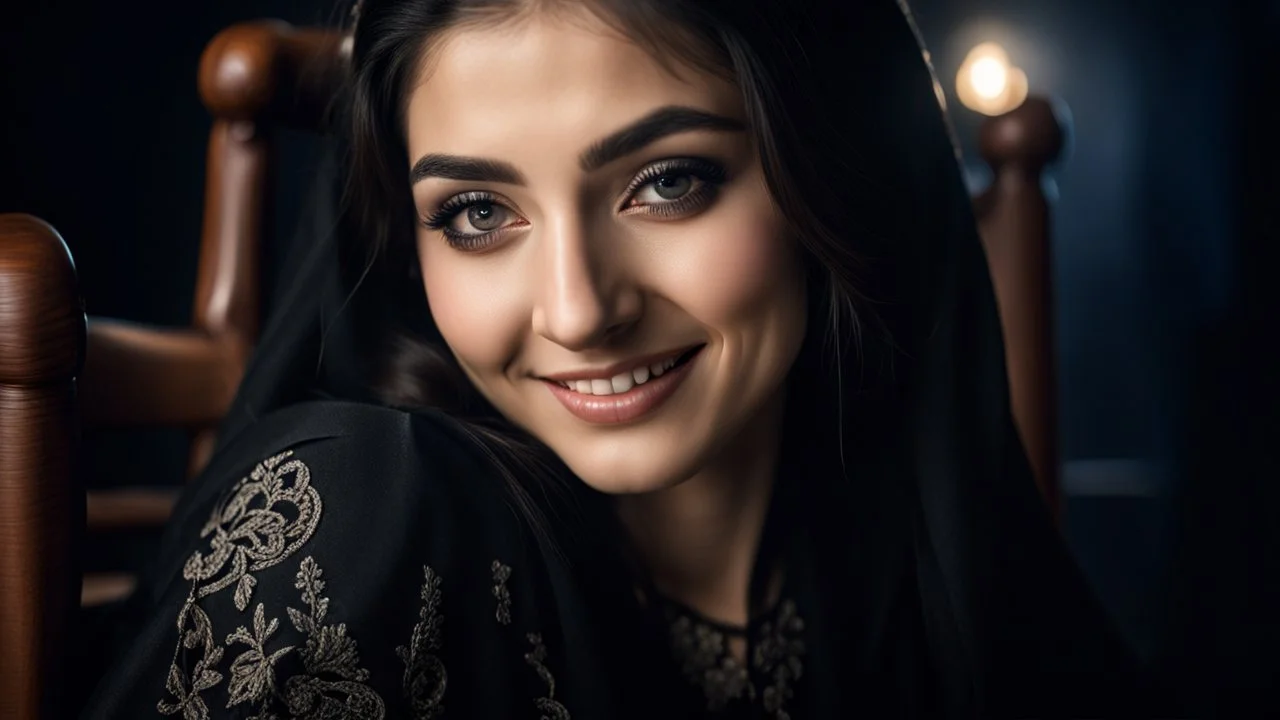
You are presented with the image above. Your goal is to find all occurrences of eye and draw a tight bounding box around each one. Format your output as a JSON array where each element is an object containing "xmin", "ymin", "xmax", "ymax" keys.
[
  {"xmin": 623, "ymin": 158, "xmax": 727, "ymax": 216},
  {"xmin": 421, "ymin": 191, "xmax": 525, "ymax": 251},
  {"xmin": 460, "ymin": 202, "xmax": 509, "ymax": 232},
  {"xmin": 633, "ymin": 173, "xmax": 697, "ymax": 203}
]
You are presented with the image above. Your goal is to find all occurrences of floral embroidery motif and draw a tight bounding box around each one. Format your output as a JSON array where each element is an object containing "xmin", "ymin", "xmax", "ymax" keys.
[
  {"xmin": 280, "ymin": 557, "xmax": 386, "ymax": 718},
  {"xmin": 225, "ymin": 603, "xmax": 293, "ymax": 710},
  {"xmin": 492, "ymin": 560, "xmax": 513, "ymax": 625},
  {"xmin": 524, "ymin": 633, "xmax": 571, "ymax": 720},
  {"xmin": 161, "ymin": 452, "xmax": 386, "ymax": 719},
  {"xmin": 665, "ymin": 599, "xmax": 805, "ymax": 719},
  {"xmin": 182, "ymin": 451, "xmax": 322, "ymax": 609},
  {"xmin": 397, "ymin": 565, "xmax": 447, "ymax": 718},
  {"xmin": 161, "ymin": 555, "xmax": 387, "ymax": 719},
  {"xmin": 158, "ymin": 599, "xmax": 225, "ymax": 719},
  {"xmin": 753, "ymin": 600, "xmax": 805, "ymax": 720},
  {"xmin": 155, "ymin": 447, "xmax": 583, "ymax": 720},
  {"xmin": 669, "ymin": 615, "xmax": 751, "ymax": 710}
]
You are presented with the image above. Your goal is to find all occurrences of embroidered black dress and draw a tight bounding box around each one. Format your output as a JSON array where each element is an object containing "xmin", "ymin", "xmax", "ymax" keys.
[
  {"xmin": 79, "ymin": 0, "xmax": 1153, "ymax": 716},
  {"xmin": 76, "ymin": 397, "xmax": 933, "ymax": 719},
  {"xmin": 81, "ymin": 396, "xmax": 956, "ymax": 719}
]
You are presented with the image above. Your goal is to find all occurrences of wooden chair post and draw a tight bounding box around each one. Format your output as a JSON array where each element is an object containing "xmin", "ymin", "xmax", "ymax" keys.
[
  {"xmin": 0, "ymin": 214, "xmax": 85, "ymax": 720},
  {"xmin": 188, "ymin": 21, "xmax": 349, "ymax": 475},
  {"xmin": 973, "ymin": 96, "xmax": 1066, "ymax": 517},
  {"xmin": 76, "ymin": 22, "xmax": 349, "ymax": 607}
]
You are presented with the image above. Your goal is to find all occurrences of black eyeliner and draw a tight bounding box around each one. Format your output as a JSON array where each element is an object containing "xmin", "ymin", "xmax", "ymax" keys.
[
  {"xmin": 421, "ymin": 190, "xmax": 499, "ymax": 230},
  {"xmin": 623, "ymin": 157, "xmax": 728, "ymax": 196}
]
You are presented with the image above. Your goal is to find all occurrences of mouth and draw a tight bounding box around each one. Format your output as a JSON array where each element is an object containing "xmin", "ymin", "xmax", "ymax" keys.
[
  {"xmin": 541, "ymin": 345, "xmax": 705, "ymax": 424},
  {"xmin": 543, "ymin": 345, "xmax": 703, "ymax": 396}
]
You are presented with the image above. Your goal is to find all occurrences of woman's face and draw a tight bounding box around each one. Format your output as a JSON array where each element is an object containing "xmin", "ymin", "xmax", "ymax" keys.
[{"xmin": 405, "ymin": 9, "xmax": 807, "ymax": 494}]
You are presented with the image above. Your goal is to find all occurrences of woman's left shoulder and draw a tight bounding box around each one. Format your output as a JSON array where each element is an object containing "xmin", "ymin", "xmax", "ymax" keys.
[
  {"xmin": 82, "ymin": 401, "xmax": 573, "ymax": 719},
  {"xmin": 170, "ymin": 400, "xmax": 523, "ymax": 541}
]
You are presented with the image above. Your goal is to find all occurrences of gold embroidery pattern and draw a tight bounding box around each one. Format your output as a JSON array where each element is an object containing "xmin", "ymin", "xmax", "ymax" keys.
[
  {"xmin": 182, "ymin": 451, "xmax": 322, "ymax": 610},
  {"xmin": 668, "ymin": 615, "xmax": 751, "ymax": 710},
  {"xmin": 397, "ymin": 565, "xmax": 447, "ymax": 718},
  {"xmin": 492, "ymin": 560, "xmax": 513, "ymax": 625},
  {"xmin": 524, "ymin": 633, "xmax": 571, "ymax": 720},
  {"xmin": 280, "ymin": 557, "xmax": 386, "ymax": 718},
  {"xmin": 161, "ymin": 452, "xmax": 386, "ymax": 719},
  {"xmin": 753, "ymin": 600, "xmax": 805, "ymax": 720},
  {"xmin": 666, "ymin": 599, "xmax": 805, "ymax": 719},
  {"xmin": 155, "ymin": 448, "xmax": 580, "ymax": 719},
  {"xmin": 225, "ymin": 603, "xmax": 293, "ymax": 710},
  {"xmin": 161, "ymin": 555, "xmax": 388, "ymax": 719},
  {"xmin": 158, "ymin": 600, "xmax": 224, "ymax": 719}
]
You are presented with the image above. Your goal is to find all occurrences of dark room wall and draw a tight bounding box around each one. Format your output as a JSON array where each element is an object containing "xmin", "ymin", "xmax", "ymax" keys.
[{"xmin": 908, "ymin": 0, "xmax": 1245, "ymax": 656}]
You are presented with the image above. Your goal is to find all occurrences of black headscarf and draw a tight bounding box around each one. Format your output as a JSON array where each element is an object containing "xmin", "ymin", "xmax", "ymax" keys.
[{"xmin": 207, "ymin": 0, "xmax": 1148, "ymax": 715}]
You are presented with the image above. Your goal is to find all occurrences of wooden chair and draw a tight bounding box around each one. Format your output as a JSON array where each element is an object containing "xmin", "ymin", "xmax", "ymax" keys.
[
  {"xmin": 0, "ymin": 20, "xmax": 1062, "ymax": 720},
  {"xmin": 974, "ymin": 97, "xmax": 1065, "ymax": 517},
  {"xmin": 0, "ymin": 22, "xmax": 345, "ymax": 719}
]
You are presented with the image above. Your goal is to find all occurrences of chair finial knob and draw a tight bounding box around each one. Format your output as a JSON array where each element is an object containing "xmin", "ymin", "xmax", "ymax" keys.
[
  {"xmin": 0, "ymin": 214, "xmax": 83, "ymax": 385},
  {"xmin": 978, "ymin": 96, "xmax": 1065, "ymax": 171}
]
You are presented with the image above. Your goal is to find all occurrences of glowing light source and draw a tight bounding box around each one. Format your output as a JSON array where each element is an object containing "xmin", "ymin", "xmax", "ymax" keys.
[
  {"xmin": 956, "ymin": 42, "xmax": 1029, "ymax": 116},
  {"xmin": 970, "ymin": 58, "xmax": 1008, "ymax": 98}
]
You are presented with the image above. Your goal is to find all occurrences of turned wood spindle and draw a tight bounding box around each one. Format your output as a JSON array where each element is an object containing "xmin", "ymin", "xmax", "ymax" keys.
[{"xmin": 973, "ymin": 96, "xmax": 1066, "ymax": 517}]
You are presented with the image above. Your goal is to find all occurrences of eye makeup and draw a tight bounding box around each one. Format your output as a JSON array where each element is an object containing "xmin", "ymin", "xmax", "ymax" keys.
[{"xmin": 419, "ymin": 156, "xmax": 730, "ymax": 252}]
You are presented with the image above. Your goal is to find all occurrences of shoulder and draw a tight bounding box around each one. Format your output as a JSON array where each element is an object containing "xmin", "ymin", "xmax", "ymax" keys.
[
  {"xmin": 100, "ymin": 402, "xmax": 580, "ymax": 719},
  {"xmin": 148, "ymin": 401, "xmax": 529, "ymax": 605},
  {"xmin": 177, "ymin": 401, "xmax": 509, "ymax": 520},
  {"xmin": 206, "ymin": 399, "xmax": 499, "ymax": 479}
]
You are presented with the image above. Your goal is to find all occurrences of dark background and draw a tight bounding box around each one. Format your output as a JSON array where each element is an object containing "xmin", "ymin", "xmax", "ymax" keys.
[{"xmin": 2, "ymin": 0, "xmax": 1276, "ymax": 711}]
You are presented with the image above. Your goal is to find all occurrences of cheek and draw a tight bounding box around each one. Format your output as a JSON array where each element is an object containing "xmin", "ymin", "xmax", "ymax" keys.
[
  {"xmin": 419, "ymin": 238, "xmax": 527, "ymax": 374},
  {"xmin": 659, "ymin": 192, "xmax": 803, "ymax": 327}
]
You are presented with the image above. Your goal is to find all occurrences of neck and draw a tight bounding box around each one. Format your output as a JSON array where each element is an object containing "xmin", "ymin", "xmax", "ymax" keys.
[{"xmin": 614, "ymin": 390, "xmax": 787, "ymax": 627}]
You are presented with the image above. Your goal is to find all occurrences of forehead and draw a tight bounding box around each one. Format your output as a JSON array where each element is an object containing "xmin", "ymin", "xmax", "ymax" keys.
[{"xmin": 404, "ymin": 11, "xmax": 742, "ymax": 159}]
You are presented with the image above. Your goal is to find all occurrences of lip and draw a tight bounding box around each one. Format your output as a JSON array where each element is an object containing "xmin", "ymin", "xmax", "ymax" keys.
[{"xmin": 543, "ymin": 346, "xmax": 703, "ymax": 425}]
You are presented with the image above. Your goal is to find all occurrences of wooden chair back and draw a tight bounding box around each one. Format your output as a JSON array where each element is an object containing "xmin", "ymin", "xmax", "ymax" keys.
[
  {"xmin": 0, "ymin": 215, "xmax": 85, "ymax": 720},
  {"xmin": 0, "ymin": 21, "xmax": 1062, "ymax": 719},
  {"xmin": 78, "ymin": 23, "xmax": 346, "ymax": 606},
  {"xmin": 973, "ymin": 97, "xmax": 1065, "ymax": 516}
]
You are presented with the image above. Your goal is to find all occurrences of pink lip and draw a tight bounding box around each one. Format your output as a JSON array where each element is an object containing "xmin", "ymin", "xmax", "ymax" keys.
[{"xmin": 544, "ymin": 349, "xmax": 701, "ymax": 425}]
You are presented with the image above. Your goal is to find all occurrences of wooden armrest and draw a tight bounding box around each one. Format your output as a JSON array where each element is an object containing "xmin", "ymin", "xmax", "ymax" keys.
[
  {"xmin": 86, "ymin": 487, "xmax": 179, "ymax": 533},
  {"xmin": 81, "ymin": 573, "xmax": 137, "ymax": 608},
  {"xmin": 199, "ymin": 21, "xmax": 348, "ymax": 131},
  {"xmin": 80, "ymin": 318, "xmax": 245, "ymax": 429}
]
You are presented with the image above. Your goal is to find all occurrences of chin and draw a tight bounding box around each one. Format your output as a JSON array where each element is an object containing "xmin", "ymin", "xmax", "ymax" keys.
[
  {"xmin": 552, "ymin": 440, "xmax": 706, "ymax": 496},
  {"xmin": 575, "ymin": 470, "xmax": 690, "ymax": 496}
]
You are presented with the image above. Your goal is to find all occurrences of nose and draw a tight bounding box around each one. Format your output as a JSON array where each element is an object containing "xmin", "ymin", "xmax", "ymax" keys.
[{"xmin": 530, "ymin": 215, "xmax": 641, "ymax": 350}]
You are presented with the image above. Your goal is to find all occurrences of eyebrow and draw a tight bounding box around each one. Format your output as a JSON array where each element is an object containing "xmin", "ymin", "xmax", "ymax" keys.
[
  {"xmin": 578, "ymin": 105, "xmax": 746, "ymax": 172},
  {"xmin": 409, "ymin": 105, "xmax": 746, "ymax": 185},
  {"xmin": 409, "ymin": 155, "xmax": 525, "ymax": 185}
]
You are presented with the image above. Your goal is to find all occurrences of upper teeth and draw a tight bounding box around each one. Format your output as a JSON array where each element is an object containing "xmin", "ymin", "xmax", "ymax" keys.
[{"xmin": 562, "ymin": 356, "xmax": 679, "ymax": 395}]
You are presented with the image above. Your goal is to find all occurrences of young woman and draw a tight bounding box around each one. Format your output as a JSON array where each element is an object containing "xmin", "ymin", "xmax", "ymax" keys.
[{"xmin": 82, "ymin": 0, "xmax": 1148, "ymax": 717}]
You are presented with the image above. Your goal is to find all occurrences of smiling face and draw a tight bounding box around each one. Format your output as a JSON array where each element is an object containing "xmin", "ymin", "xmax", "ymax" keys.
[{"xmin": 405, "ymin": 8, "xmax": 807, "ymax": 494}]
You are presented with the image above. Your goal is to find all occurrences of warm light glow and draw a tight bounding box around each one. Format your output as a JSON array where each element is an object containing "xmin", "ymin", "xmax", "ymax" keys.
[
  {"xmin": 970, "ymin": 57, "xmax": 1008, "ymax": 98},
  {"xmin": 956, "ymin": 42, "xmax": 1029, "ymax": 116}
]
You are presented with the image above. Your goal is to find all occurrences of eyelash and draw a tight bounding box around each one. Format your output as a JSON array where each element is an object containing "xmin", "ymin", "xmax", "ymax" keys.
[
  {"xmin": 420, "ymin": 157, "xmax": 728, "ymax": 251},
  {"xmin": 420, "ymin": 191, "xmax": 505, "ymax": 251}
]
